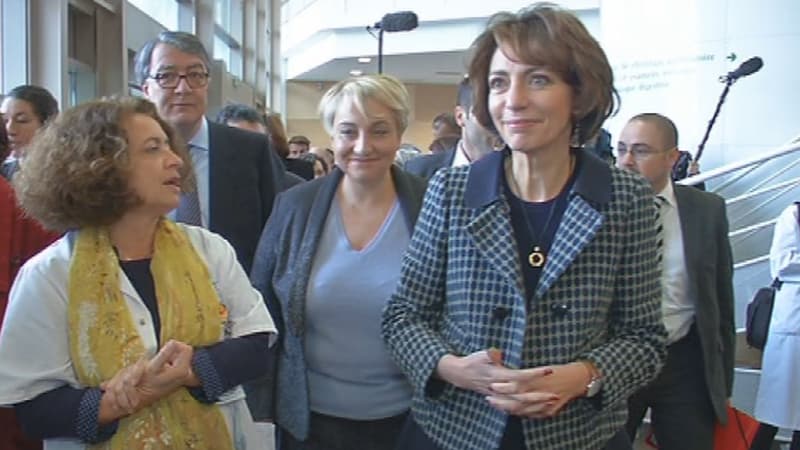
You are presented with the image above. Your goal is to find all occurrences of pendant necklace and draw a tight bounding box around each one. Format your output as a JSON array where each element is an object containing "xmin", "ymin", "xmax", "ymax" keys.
[
  {"xmin": 515, "ymin": 196, "xmax": 560, "ymax": 268},
  {"xmin": 507, "ymin": 157, "xmax": 573, "ymax": 268}
]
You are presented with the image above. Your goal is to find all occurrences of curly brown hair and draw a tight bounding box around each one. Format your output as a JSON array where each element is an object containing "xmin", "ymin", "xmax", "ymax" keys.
[
  {"xmin": 468, "ymin": 2, "xmax": 619, "ymax": 146},
  {"xmin": 13, "ymin": 96, "xmax": 194, "ymax": 231}
]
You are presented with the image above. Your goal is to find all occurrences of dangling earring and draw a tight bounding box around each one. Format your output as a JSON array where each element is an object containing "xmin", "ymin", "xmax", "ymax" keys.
[{"xmin": 570, "ymin": 124, "xmax": 582, "ymax": 149}]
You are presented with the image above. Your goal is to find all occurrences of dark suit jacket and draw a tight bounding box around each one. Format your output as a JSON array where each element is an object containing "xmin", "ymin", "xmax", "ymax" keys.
[
  {"xmin": 207, "ymin": 121, "xmax": 287, "ymax": 274},
  {"xmin": 382, "ymin": 149, "xmax": 667, "ymax": 450},
  {"xmin": 403, "ymin": 147, "xmax": 456, "ymax": 179},
  {"xmin": 672, "ymin": 151, "xmax": 706, "ymax": 190},
  {"xmin": 673, "ymin": 183, "xmax": 734, "ymax": 424},
  {"xmin": 245, "ymin": 166, "xmax": 427, "ymax": 439},
  {"xmin": 284, "ymin": 158, "xmax": 314, "ymax": 181}
]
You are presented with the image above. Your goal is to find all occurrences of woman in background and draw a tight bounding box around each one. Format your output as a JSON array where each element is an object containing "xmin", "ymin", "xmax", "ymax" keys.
[
  {"xmin": 0, "ymin": 105, "xmax": 56, "ymax": 450},
  {"xmin": 265, "ymin": 113, "xmax": 315, "ymax": 181},
  {"xmin": 247, "ymin": 74, "xmax": 427, "ymax": 450},
  {"xmin": 0, "ymin": 97, "xmax": 276, "ymax": 449},
  {"xmin": 750, "ymin": 203, "xmax": 800, "ymax": 450},
  {"xmin": 0, "ymin": 84, "xmax": 58, "ymax": 179}
]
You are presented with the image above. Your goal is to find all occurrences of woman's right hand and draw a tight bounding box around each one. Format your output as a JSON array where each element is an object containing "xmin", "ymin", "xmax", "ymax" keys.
[
  {"xmin": 436, "ymin": 349, "xmax": 509, "ymax": 395},
  {"xmin": 99, "ymin": 340, "xmax": 197, "ymax": 419}
]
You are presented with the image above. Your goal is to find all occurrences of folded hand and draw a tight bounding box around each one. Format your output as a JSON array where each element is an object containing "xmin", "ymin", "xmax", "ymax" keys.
[{"xmin": 486, "ymin": 362, "xmax": 589, "ymax": 418}]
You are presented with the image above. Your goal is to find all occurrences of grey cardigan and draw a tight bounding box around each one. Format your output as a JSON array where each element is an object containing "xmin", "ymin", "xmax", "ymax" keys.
[{"xmin": 244, "ymin": 165, "xmax": 427, "ymax": 440}]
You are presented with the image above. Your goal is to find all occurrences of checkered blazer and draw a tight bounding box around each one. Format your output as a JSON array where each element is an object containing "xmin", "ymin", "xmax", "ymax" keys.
[{"xmin": 382, "ymin": 149, "xmax": 667, "ymax": 450}]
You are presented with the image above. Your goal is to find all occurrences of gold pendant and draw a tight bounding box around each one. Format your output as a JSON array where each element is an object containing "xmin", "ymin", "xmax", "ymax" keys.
[{"xmin": 528, "ymin": 246, "xmax": 546, "ymax": 268}]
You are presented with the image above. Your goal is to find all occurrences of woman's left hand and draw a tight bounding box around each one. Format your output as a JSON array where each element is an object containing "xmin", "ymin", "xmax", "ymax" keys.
[{"xmin": 486, "ymin": 362, "xmax": 590, "ymax": 418}]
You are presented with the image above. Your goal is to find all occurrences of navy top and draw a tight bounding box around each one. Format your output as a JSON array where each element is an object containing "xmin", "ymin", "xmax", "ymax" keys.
[
  {"xmin": 122, "ymin": 260, "xmax": 161, "ymax": 342},
  {"xmin": 14, "ymin": 259, "xmax": 271, "ymax": 444},
  {"xmin": 501, "ymin": 157, "xmax": 578, "ymax": 446},
  {"xmin": 505, "ymin": 161, "xmax": 577, "ymax": 299}
]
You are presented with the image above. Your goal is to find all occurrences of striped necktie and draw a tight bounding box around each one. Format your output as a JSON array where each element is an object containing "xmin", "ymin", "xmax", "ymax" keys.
[
  {"xmin": 655, "ymin": 195, "xmax": 666, "ymax": 264},
  {"xmin": 175, "ymin": 145, "xmax": 202, "ymax": 226}
]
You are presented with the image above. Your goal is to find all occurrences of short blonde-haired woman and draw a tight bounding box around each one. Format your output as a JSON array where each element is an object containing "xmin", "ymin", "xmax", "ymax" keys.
[
  {"xmin": 246, "ymin": 74, "xmax": 427, "ymax": 450},
  {"xmin": 0, "ymin": 97, "xmax": 276, "ymax": 449}
]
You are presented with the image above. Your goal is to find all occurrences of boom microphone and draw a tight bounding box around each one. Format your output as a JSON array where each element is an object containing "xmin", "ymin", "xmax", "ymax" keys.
[
  {"xmin": 698, "ymin": 56, "xmax": 763, "ymax": 162},
  {"xmin": 720, "ymin": 57, "xmax": 763, "ymax": 83},
  {"xmin": 374, "ymin": 11, "xmax": 418, "ymax": 32}
]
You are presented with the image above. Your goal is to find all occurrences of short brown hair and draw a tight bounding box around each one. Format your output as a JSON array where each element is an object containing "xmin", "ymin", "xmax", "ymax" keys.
[
  {"xmin": 14, "ymin": 97, "xmax": 194, "ymax": 231},
  {"xmin": 288, "ymin": 135, "xmax": 310, "ymax": 146},
  {"xmin": 468, "ymin": 2, "xmax": 618, "ymax": 146},
  {"xmin": 628, "ymin": 113, "xmax": 679, "ymax": 149}
]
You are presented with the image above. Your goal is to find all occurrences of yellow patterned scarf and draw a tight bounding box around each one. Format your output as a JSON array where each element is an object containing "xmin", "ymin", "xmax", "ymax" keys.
[{"xmin": 68, "ymin": 220, "xmax": 233, "ymax": 450}]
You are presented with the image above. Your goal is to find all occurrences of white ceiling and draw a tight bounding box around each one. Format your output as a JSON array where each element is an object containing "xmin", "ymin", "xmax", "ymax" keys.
[{"xmin": 291, "ymin": 50, "xmax": 471, "ymax": 85}]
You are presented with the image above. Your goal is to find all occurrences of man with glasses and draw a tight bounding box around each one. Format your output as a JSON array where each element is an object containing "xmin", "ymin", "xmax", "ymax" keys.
[
  {"xmin": 135, "ymin": 31, "xmax": 286, "ymax": 274},
  {"xmin": 617, "ymin": 113, "xmax": 735, "ymax": 450}
]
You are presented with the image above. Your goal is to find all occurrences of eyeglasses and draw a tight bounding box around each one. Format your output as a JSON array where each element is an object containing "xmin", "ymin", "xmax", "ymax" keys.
[
  {"xmin": 148, "ymin": 71, "xmax": 210, "ymax": 89},
  {"xmin": 617, "ymin": 145, "xmax": 675, "ymax": 161}
]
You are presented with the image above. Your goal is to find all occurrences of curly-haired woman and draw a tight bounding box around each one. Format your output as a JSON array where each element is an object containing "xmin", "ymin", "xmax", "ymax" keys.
[{"xmin": 0, "ymin": 96, "xmax": 276, "ymax": 449}]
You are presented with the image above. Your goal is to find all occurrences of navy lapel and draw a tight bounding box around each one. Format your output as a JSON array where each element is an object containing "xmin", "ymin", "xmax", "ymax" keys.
[
  {"xmin": 463, "ymin": 150, "xmax": 526, "ymax": 300},
  {"xmin": 536, "ymin": 195, "xmax": 604, "ymax": 297},
  {"xmin": 444, "ymin": 147, "xmax": 457, "ymax": 167},
  {"xmin": 287, "ymin": 170, "xmax": 343, "ymax": 335},
  {"xmin": 465, "ymin": 200, "xmax": 526, "ymax": 301},
  {"xmin": 536, "ymin": 150, "xmax": 612, "ymax": 298}
]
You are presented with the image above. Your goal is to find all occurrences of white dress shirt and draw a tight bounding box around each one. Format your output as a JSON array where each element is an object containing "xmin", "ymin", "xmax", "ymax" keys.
[{"xmin": 657, "ymin": 182, "xmax": 694, "ymax": 344}]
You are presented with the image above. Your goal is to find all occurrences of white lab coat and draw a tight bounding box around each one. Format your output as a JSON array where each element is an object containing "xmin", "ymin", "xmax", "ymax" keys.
[
  {"xmin": 754, "ymin": 204, "xmax": 800, "ymax": 429},
  {"xmin": 0, "ymin": 224, "xmax": 276, "ymax": 449}
]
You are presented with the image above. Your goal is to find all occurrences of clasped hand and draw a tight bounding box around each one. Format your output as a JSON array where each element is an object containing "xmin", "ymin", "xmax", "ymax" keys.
[
  {"xmin": 100, "ymin": 340, "xmax": 197, "ymax": 417},
  {"xmin": 436, "ymin": 349, "xmax": 590, "ymax": 419}
]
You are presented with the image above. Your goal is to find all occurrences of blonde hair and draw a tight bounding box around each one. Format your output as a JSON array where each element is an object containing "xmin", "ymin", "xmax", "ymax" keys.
[{"xmin": 319, "ymin": 74, "xmax": 410, "ymax": 136}]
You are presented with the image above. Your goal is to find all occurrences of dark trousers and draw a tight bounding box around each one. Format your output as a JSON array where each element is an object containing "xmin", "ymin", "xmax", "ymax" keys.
[
  {"xmin": 279, "ymin": 411, "xmax": 407, "ymax": 450},
  {"xmin": 749, "ymin": 423, "xmax": 800, "ymax": 450},
  {"xmin": 626, "ymin": 325, "xmax": 716, "ymax": 450},
  {"xmin": 395, "ymin": 414, "xmax": 631, "ymax": 450}
]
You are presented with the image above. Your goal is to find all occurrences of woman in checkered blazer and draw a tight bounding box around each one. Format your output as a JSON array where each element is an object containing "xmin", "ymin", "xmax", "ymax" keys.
[{"xmin": 382, "ymin": 4, "xmax": 667, "ymax": 450}]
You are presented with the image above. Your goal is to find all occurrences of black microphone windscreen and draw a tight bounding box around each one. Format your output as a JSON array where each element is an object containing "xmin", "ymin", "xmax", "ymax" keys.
[
  {"xmin": 380, "ymin": 11, "xmax": 418, "ymax": 32},
  {"xmin": 729, "ymin": 57, "xmax": 764, "ymax": 80}
]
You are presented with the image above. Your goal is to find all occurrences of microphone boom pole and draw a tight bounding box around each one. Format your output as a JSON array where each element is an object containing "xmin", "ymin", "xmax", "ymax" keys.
[
  {"xmin": 378, "ymin": 28, "xmax": 384, "ymax": 74},
  {"xmin": 696, "ymin": 56, "xmax": 763, "ymax": 162},
  {"xmin": 695, "ymin": 80, "xmax": 731, "ymax": 162},
  {"xmin": 369, "ymin": 11, "xmax": 418, "ymax": 76}
]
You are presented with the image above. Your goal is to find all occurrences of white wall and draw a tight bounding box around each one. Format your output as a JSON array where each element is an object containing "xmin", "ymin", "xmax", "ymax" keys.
[
  {"xmin": 280, "ymin": 0, "xmax": 601, "ymax": 80},
  {"xmin": 601, "ymin": 0, "xmax": 800, "ymax": 171}
]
